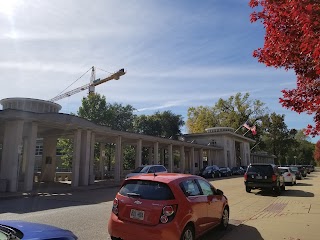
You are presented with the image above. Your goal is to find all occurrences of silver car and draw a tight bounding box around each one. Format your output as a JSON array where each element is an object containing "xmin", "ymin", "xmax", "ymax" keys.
[{"xmin": 125, "ymin": 165, "xmax": 167, "ymax": 179}]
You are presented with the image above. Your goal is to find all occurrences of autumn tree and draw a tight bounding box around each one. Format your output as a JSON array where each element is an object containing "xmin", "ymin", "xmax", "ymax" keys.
[{"xmin": 249, "ymin": 0, "xmax": 320, "ymax": 136}]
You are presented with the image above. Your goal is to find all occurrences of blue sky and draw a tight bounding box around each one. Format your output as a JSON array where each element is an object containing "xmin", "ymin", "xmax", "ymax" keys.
[{"xmin": 0, "ymin": 0, "xmax": 318, "ymax": 143}]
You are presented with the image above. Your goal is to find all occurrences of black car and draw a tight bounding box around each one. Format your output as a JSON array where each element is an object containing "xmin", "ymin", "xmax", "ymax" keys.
[
  {"xmin": 219, "ymin": 167, "xmax": 232, "ymax": 177},
  {"xmin": 199, "ymin": 165, "xmax": 221, "ymax": 178},
  {"xmin": 289, "ymin": 166, "xmax": 302, "ymax": 180},
  {"xmin": 244, "ymin": 163, "xmax": 285, "ymax": 195},
  {"xmin": 231, "ymin": 166, "xmax": 245, "ymax": 175}
]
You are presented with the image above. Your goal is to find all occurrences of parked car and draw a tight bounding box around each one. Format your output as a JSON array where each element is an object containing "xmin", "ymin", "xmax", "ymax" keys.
[
  {"xmin": 199, "ymin": 165, "xmax": 221, "ymax": 178},
  {"xmin": 219, "ymin": 167, "xmax": 232, "ymax": 177},
  {"xmin": 279, "ymin": 167, "xmax": 296, "ymax": 185},
  {"xmin": 296, "ymin": 165, "xmax": 307, "ymax": 177},
  {"xmin": 231, "ymin": 166, "xmax": 245, "ymax": 175},
  {"xmin": 244, "ymin": 163, "xmax": 285, "ymax": 195},
  {"xmin": 108, "ymin": 173, "xmax": 229, "ymax": 240},
  {"xmin": 0, "ymin": 220, "xmax": 77, "ymax": 240},
  {"xmin": 125, "ymin": 165, "xmax": 167, "ymax": 179},
  {"xmin": 289, "ymin": 166, "xmax": 303, "ymax": 180}
]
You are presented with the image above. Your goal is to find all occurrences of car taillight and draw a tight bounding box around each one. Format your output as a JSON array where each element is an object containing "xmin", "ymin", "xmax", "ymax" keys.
[
  {"xmin": 160, "ymin": 205, "xmax": 177, "ymax": 224},
  {"xmin": 112, "ymin": 198, "xmax": 119, "ymax": 215},
  {"xmin": 287, "ymin": 173, "xmax": 291, "ymax": 176},
  {"xmin": 272, "ymin": 175, "xmax": 277, "ymax": 182},
  {"xmin": 244, "ymin": 173, "xmax": 248, "ymax": 181}
]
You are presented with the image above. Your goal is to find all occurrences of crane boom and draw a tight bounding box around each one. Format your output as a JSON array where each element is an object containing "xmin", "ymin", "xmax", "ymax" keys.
[{"xmin": 49, "ymin": 68, "xmax": 126, "ymax": 102}]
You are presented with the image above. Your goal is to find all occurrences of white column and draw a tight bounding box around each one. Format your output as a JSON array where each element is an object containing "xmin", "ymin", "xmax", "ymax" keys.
[
  {"xmin": 190, "ymin": 147, "xmax": 195, "ymax": 174},
  {"xmin": 160, "ymin": 148, "xmax": 165, "ymax": 165},
  {"xmin": 199, "ymin": 148, "xmax": 204, "ymax": 171},
  {"xmin": 148, "ymin": 148, "xmax": 153, "ymax": 164},
  {"xmin": 208, "ymin": 150, "xmax": 212, "ymax": 165},
  {"xmin": 23, "ymin": 122, "xmax": 38, "ymax": 191},
  {"xmin": 72, "ymin": 129, "xmax": 81, "ymax": 187},
  {"xmin": 180, "ymin": 146, "xmax": 185, "ymax": 173},
  {"xmin": 89, "ymin": 132, "xmax": 95, "ymax": 185},
  {"xmin": 79, "ymin": 130, "xmax": 91, "ymax": 186},
  {"xmin": 168, "ymin": 144, "xmax": 173, "ymax": 173},
  {"xmin": 153, "ymin": 142, "xmax": 159, "ymax": 164},
  {"xmin": 41, "ymin": 137, "xmax": 57, "ymax": 182},
  {"xmin": 99, "ymin": 143, "xmax": 106, "ymax": 179},
  {"xmin": 0, "ymin": 120, "xmax": 24, "ymax": 192},
  {"xmin": 114, "ymin": 136, "xmax": 122, "ymax": 182},
  {"xmin": 135, "ymin": 139, "xmax": 142, "ymax": 168}
]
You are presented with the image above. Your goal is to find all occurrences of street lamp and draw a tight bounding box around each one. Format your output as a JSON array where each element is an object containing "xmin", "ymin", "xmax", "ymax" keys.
[{"xmin": 294, "ymin": 156, "xmax": 297, "ymax": 165}]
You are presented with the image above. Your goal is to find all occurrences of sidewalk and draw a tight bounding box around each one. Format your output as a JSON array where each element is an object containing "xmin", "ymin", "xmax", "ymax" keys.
[{"xmin": 0, "ymin": 179, "xmax": 122, "ymax": 200}]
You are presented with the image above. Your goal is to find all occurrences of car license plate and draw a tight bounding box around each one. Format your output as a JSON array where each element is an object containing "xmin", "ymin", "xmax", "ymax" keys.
[
  {"xmin": 256, "ymin": 175, "xmax": 262, "ymax": 179},
  {"xmin": 130, "ymin": 209, "xmax": 144, "ymax": 220}
]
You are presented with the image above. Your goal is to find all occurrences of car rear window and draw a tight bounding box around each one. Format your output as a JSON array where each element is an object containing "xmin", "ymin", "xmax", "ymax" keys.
[
  {"xmin": 247, "ymin": 165, "xmax": 274, "ymax": 175},
  {"xmin": 119, "ymin": 180, "xmax": 175, "ymax": 200},
  {"xmin": 279, "ymin": 168, "xmax": 289, "ymax": 173}
]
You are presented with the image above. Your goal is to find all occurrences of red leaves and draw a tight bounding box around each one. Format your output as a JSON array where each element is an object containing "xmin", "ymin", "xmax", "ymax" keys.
[{"xmin": 250, "ymin": 0, "xmax": 320, "ymax": 136}]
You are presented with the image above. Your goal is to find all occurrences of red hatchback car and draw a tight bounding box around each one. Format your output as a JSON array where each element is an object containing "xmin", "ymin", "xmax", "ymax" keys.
[{"xmin": 108, "ymin": 173, "xmax": 229, "ymax": 240}]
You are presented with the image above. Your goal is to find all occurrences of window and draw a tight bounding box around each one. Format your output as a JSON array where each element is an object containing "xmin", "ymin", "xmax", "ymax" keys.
[
  {"xmin": 180, "ymin": 180, "xmax": 201, "ymax": 196},
  {"xmin": 119, "ymin": 180, "xmax": 174, "ymax": 200},
  {"xmin": 155, "ymin": 166, "xmax": 167, "ymax": 172},
  {"xmin": 197, "ymin": 179, "xmax": 214, "ymax": 196},
  {"xmin": 35, "ymin": 145, "xmax": 43, "ymax": 156}
]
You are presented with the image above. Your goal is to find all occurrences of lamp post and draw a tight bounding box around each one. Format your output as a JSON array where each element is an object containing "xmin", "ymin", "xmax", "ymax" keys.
[{"xmin": 294, "ymin": 156, "xmax": 297, "ymax": 165}]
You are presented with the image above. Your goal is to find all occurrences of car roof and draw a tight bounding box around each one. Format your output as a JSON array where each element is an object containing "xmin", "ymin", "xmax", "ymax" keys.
[{"xmin": 123, "ymin": 173, "xmax": 200, "ymax": 184}]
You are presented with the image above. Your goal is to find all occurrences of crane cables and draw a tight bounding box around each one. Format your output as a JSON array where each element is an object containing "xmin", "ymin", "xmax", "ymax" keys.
[{"xmin": 50, "ymin": 67, "xmax": 92, "ymax": 101}]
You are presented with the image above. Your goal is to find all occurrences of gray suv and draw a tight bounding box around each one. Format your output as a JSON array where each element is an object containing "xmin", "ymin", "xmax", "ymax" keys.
[
  {"xmin": 244, "ymin": 164, "xmax": 285, "ymax": 195},
  {"xmin": 125, "ymin": 165, "xmax": 167, "ymax": 179}
]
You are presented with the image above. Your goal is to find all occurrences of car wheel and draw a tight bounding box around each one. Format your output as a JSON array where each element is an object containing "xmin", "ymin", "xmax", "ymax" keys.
[
  {"xmin": 273, "ymin": 186, "xmax": 281, "ymax": 196},
  {"xmin": 111, "ymin": 237, "xmax": 120, "ymax": 240},
  {"xmin": 220, "ymin": 207, "xmax": 229, "ymax": 229},
  {"xmin": 246, "ymin": 186, "xmax": 251, "ymax": 193},
  {"xmin": 180, "ymin": 225, "xmax": 194, "ymax": 240}
]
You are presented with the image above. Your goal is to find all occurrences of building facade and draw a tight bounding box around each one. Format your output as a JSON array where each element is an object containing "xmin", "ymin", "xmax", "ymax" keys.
[{"xmin": 0, "ymin": 98, "xmax": 258, "ymax": 193}]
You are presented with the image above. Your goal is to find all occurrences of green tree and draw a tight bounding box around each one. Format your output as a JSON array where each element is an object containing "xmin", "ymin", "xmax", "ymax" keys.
[
  {"xmin": 260, "ymin": 113, "xmax": 294, "ymax": 165},
  {"xmin": 134, "ymin": 110, "xmax": 184, "ymax": 139},
  {"xmin": 57, "ymin": 138, "xmax": 73, "ymax": 168},
  {"xmin": 186, "ymin": 92, "xmax": 267, "ymax": 134}
]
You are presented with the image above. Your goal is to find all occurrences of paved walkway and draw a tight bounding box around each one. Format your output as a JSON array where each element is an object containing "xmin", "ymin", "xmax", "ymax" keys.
[
  {"xmin": 220, "ymin": 168, "xmax": 320, "ymax": 240},
  {"xmin": 0, "ymin": 179, "xmax": 121, "ymax": 200}
]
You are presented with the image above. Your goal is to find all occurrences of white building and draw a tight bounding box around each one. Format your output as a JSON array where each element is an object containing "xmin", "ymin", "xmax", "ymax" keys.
[{"xmin": 0, "ymin": 97, "xmax": 258, "ymax": 193}]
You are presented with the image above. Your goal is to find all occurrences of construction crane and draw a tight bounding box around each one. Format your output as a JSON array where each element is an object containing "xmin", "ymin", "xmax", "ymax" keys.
[{"xmin": 49, "ymin": 66, "xmax": 126, "ymax": 102}]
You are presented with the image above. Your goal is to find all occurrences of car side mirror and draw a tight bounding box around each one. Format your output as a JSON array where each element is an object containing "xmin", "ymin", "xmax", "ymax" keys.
[{"xmin": 216, "ymin": 189, "xmax": 224, "ymax": 196}]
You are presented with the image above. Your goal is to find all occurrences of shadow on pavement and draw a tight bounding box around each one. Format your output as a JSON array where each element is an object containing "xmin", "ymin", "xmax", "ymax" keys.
[
  {"xmin": 254, "ymin": 189, "xmax": 314, "ymax": 197},
  {"xmin": 0, "ymin": 182, "xmax": 120, "ymax": 214},
  {"xmin": 281, "ymin": 189, "xmax": 314, "ymax": 197},
  {"xmin": 296, "ymin": 182, "xmax": 313, "ymax": 186},
  {"xmin": 200, "ymin": 223, "xmax": 264, "ymax": 240}
]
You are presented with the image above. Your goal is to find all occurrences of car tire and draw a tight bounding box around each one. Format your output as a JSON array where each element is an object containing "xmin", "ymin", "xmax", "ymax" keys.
[
  {"xmin": 246, "ymin": 187, "xmax": 251, "ymax": 193},
  {"xmin": 111, "ymin": 237, "xmax": 120, "ymax": 240},
  {"xmin": 220, "ymin": 207, "xmax": 229, "ymax": 229},
  {"xmin": 273, "ymin": 186, "xmax": 281, "ymax": 196},
  {"xmin": 180, "ymin": 225, "xmax": 195, "ymax": 240}
]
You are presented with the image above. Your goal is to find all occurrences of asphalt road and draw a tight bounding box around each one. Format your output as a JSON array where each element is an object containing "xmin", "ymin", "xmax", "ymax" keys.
[{"xmin": 1, "ymin": 171, "xmax": 319, "ymax": 240}]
